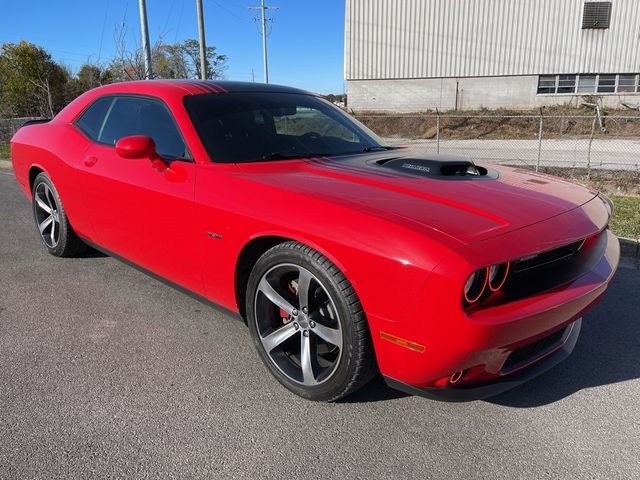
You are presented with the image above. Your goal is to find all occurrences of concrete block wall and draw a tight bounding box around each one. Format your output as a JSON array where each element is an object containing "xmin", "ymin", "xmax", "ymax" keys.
[{"xmin": 347, "ymin": 76, "xmax": 640, "ymax": 112}]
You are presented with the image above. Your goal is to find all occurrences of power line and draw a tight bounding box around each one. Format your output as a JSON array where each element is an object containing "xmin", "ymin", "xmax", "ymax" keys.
[
  {"xmin": 249, "ymin": 0, "xmax": 278, "ymax": 84},
  {"xmin": 97, "ymin": 0, "xmax": 111, "ymax": 65},
  {"xmin": 162, "ymin": 0, "xmax": 177, "ymax": 34},
  {"xmin": 48, "ymin": 49, "xmax": 97, "ymax": 58},
  {"xmin": 207, "ymin": 0, "xmax": 250, "ymax": 23},
  {"xmin": 173, "ymin": 0, "xmax": 184, "ymax": 43}
]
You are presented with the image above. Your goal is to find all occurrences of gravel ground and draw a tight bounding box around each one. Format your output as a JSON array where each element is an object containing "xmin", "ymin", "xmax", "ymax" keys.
[{"xmin": 0, "ymin": 170, "xmax": 638, "ymax": 479}]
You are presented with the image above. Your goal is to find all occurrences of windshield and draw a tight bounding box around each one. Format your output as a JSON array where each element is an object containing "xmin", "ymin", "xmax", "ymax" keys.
[{"xmin": 183, "ymin": 92, "xmax": 388, "ymax": 163}]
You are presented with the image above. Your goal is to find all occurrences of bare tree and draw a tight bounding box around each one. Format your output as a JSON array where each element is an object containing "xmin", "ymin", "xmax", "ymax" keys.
[
  {"xmin": 108, "ymin": 24, "xmax": 227, "ymax": 81},
  {"xmin": 28, "ymin": 76, "xmax": 55, "ymax": 117}
]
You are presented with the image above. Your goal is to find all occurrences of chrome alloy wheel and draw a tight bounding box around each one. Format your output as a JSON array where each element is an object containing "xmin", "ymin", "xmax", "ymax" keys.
[
  {"xmin": 34, "ymin": 182, "xmax": 60, "ymax": 248},
  {"xmin": 254, "ymin": 263, "xmax": 344, "ymax": 386}
]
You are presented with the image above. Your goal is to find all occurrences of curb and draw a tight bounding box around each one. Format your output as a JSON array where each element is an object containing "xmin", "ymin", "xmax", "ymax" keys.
[{"xmin": 619, "ymin": 237, "xmax": 640, "ymax": 259}]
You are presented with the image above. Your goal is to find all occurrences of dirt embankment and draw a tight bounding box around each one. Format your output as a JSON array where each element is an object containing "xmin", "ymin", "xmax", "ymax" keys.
[
  {"xmin": 355, "ymin": 107, "xmax": 640, "ymax": 141},
  {"xmin": 524, "ymin": 167, "xmax": 640, "ymax": 196}
]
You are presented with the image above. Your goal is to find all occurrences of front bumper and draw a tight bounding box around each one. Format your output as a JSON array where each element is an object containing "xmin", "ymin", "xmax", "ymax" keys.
[{"xmin": 383, "ymin": 318, "xmax": 581, "ymax": 402}]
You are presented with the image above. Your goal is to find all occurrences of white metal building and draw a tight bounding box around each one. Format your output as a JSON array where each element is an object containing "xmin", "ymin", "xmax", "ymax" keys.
[{"xmin": 344, "ymin": 0, "xmax": 640, "ymax": 111}]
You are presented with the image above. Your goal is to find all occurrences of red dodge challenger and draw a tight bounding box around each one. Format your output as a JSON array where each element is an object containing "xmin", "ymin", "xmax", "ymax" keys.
[{"xmin": 10, "ymin": 80, "xmax": 619, "ymax": 401}]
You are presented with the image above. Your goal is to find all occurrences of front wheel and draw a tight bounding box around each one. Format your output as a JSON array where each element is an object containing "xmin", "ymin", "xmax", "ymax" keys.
[
  {"xmin": 246, "ymin": 241, "xmax": 377, "ymax": 401},
  {"xmin": 32, "ymin": 172, "xmax": 85, "ymax": 257}
]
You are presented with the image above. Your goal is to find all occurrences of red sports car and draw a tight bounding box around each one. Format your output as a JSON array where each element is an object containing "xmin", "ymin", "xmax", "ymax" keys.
[{"xmin": 10, "ymin": 80, "xmax": 619, "ymax": 401}]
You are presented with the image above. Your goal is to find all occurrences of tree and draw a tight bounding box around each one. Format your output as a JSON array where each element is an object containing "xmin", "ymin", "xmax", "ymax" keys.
[
  {"xmin": 0, "ymin": 41, "xmax": 69, "ymax": 117},
  {"xmin": 65, "ymin": 63, "xmax": 115, "ymax": 102},
  {"xmin": 76, "ymin": 64, "xmax": 115, "ymax": 89},
  {"xmin": 154, "ymin": 44, "xmax": 190, "ymax": 79},
  {"xmin": 321, "ymin": 94, "xmax": 346, "ymax": 105},
  {"xmin": 178, "ymin": 39, "xmax": 227, "ymax": 80},
  {"xmin": 108, "ymin": 26, "xmax": 227, "ymax": 81}
]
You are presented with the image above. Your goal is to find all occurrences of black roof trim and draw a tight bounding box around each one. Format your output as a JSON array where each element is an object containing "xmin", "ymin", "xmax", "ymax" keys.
[{"xmin": 161, "ymin": 79, "xmax": 314, "ymax": 95}]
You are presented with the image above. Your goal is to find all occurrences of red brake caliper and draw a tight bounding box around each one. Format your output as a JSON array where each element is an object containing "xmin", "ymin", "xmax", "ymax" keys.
[{"xmin": 280, "ymin": 281, "xmax": 298, "ymax": 320}]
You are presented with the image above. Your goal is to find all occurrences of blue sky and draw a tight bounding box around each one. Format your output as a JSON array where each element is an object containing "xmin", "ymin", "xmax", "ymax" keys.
[{"xmin": 0, "ymin": 0, "xmax": 346, "ymax": 94}]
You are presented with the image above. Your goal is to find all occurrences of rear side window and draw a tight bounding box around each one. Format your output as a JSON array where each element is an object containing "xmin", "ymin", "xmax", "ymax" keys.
[
  {"xmin": 98, "ymin": 96, "xmax": 188, "ymax": 160},
  {"xmin": 75, "ymin": 96, "xmax": 113, "ymax": 140}
]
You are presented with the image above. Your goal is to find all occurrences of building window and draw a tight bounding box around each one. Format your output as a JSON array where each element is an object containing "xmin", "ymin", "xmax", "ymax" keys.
[
  {"xmin": 577, "ymin": 75, "xmax": 597, "ymax": 93},
  {"xmin": 537, "ymin": 76, "xmax": 557, "ymax": 94},
  {"xmin": 582, "ymin": 2, "xmax": 612, "ymax": 29},
  {"xmin": 618, "ymin": 75, "xmax": 637, "ymax": 93},
  {"xmin": 597, "ymin": 74, "xmax": 616, "ymax": 93},
  {"xmin": 557, "ymin": 75, "xmax": 576, "ymax": 94},
  {"xmin": 537, "ymin": 74, "xmax": 640, "ymax": 95}
]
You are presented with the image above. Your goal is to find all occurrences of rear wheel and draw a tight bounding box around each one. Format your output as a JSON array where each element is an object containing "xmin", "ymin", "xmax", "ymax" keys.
[
  {"xmin": 32, "ymin": 172, "xmax": 85, "ymax": 257},
  {"xmin": 246, "ymin": 241, "xmax": 377, "ymax": 401}
]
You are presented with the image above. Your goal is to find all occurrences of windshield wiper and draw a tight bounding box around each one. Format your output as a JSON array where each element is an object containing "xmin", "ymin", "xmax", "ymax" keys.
[
  {"xmin": 260, "ymin": 152, "xmax": 332, "ymax": 161},
  {"xmin": 362, "ymin": 145, "xmax": 396, "ymax": 152}
]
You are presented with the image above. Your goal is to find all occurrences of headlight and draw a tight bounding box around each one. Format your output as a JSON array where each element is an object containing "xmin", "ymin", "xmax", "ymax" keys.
[
  {"xmin": 464, "ymin": 268, "xmax": 488, "ymax": 303},
  {"xmin": 488, "ymin": 262, "xmax": 510, "ymax": 292}
]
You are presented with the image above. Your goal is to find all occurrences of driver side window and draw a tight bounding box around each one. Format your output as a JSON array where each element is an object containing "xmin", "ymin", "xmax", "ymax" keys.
[{"xmin": 97, "ymin": 96, "xmax": 188, "ymax": 160}]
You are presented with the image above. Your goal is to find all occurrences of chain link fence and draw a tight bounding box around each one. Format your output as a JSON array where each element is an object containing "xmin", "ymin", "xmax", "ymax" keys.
[
  {"xmin": 357, "ymin": 113, "xmax": 640, "ymax": 175},
  {"xmin": 4, "ymin": 114, "xmax": 639, "ymax": 176}
]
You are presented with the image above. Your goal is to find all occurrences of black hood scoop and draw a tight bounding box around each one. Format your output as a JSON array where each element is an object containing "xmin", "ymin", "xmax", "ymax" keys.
[{"xmin": 376, "ymin": 157, "xmax": 497, "ymax": 180}]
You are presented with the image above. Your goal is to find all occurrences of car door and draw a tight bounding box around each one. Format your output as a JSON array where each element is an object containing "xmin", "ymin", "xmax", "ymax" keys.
[{"xmin": 77, "ymin": 95, "xmax": 201, "ymax": 293}]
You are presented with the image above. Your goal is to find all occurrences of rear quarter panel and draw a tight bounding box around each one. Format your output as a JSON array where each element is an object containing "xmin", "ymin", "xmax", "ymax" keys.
[{"xmin": 11, "ymin": 122, "xmax": 93, "ymax": 240}]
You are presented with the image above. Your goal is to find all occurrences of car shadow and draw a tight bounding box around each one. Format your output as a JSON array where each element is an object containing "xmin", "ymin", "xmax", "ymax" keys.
[
  {"xmin": 338, "ymin": 374, "xmax": 410, "ymax": 403},
  {"xmin": 343, "ymin": 268, "xmax": 639, "ymax": 406},
  {"xmin": 76, "ymin": 246, "xmax": 108, "ymax": 258}
]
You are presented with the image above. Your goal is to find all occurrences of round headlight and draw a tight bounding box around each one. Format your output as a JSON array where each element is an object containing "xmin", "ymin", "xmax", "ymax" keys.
[
  {"xmin": 488, "ymin": 262, "xmax": 510, "ymax": 292},
  {"xmin": 464, "ymin": 268, "xmax": 488, "ymax": 303}
]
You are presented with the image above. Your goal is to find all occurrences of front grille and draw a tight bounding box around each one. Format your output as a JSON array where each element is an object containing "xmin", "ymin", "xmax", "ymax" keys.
[
  {"xmin": 512, "ymin": 240, "xmax": 584, "ymax": 274},
  {"xmin": 502, "ymin": 327, "xmax": 566, "ymax": 372}
]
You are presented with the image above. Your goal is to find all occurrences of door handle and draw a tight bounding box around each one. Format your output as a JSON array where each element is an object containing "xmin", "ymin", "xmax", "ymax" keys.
[{"xmin": 84, "ymin": 156, "xmax": 98, "ymax": 167}]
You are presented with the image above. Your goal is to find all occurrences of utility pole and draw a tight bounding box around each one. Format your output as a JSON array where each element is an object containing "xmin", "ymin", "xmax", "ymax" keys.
[
  {"xmin": 138, "ymin": 0, "xmax": 153, "ymax": 79},
  {"xmin": 249, "ymin": 0, "xmax": 278, "ymax": 83},
  {"xmin": 195, "ymin": 0, "xmax": 207, "ymax": 80}
]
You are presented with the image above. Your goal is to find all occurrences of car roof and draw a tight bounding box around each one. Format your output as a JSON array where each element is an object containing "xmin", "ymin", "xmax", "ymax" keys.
[
  {"xmin": 55, "ymin": 80, "xmax": 317, "ymax": 124},
  {"xmin": 102, "ymin": 79, "xmax": 314, "ymax": 96}
]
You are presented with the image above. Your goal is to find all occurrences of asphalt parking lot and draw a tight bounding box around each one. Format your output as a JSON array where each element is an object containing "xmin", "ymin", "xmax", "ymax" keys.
[{"xmin": 1, "ymin": 170, "xmax": 639, "ymax": 479}]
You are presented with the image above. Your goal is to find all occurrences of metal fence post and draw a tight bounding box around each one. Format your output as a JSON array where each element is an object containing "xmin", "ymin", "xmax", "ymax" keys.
[
  {"xmin": 536, "ymin": 112, "xmax": 544, "ymax": 172},
  {"xmin": 586, "ymin": 114, "xmax": 597, "ymax": 179},
  {"xmin": 436, "ymin": 109, "xmax": 441, "ymax": 155}
]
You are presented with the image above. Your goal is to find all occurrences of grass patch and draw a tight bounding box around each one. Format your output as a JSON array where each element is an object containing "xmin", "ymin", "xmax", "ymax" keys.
[
  {"xmin": 610, "ymin": 195, "xmax": 640, "ymax": 239},
  {"xmin": 0, "ymin": 143, "xmax": 9, "ymax": 160}
]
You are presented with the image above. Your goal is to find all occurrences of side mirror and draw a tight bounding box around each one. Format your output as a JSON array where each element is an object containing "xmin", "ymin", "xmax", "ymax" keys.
[{"xmin": 115, "ymin": 135, "xmax": 156, "ymax": 159}]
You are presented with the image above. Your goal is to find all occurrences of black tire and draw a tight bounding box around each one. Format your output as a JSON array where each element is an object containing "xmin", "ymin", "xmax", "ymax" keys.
[
  {"xmin": 31, "ymin": 172, "xmax": 86, "ymax": 257},
  {"xmin": 246, "ymin": 241, "xmax": 377, "ymax": 401}
]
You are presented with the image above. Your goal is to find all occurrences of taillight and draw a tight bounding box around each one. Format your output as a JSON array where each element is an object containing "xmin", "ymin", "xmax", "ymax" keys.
[
  {"xmin": 463, "ymin": 268, "xmax": 488, "ymax": 303},
  {"xmin": 488, "ymin": 262, "xmax": 510, "ymax": 292},
  {"xmin": 464, "ymin": 262, "xmax": 511, "ymax": 305}
]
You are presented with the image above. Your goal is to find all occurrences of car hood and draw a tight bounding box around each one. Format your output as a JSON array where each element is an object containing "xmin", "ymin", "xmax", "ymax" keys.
[{"xmin": 235, "ymin": 151, "xmax": 599, "ymax": 245}]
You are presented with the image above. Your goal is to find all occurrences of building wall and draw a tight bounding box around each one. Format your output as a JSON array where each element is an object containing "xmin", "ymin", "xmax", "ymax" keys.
[
  {"xmin": 345, "ymin": 0, "xmax": 640, "ymax": 80},
  {"xmin": 347, "ymin": 77, "xmax": 639, "ymax": 112}
]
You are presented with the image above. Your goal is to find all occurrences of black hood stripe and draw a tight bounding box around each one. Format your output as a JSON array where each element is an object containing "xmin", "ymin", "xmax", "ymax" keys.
[{"xmin": 185, "ymin": 81, "xmax": 210, "ymax": 94}]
